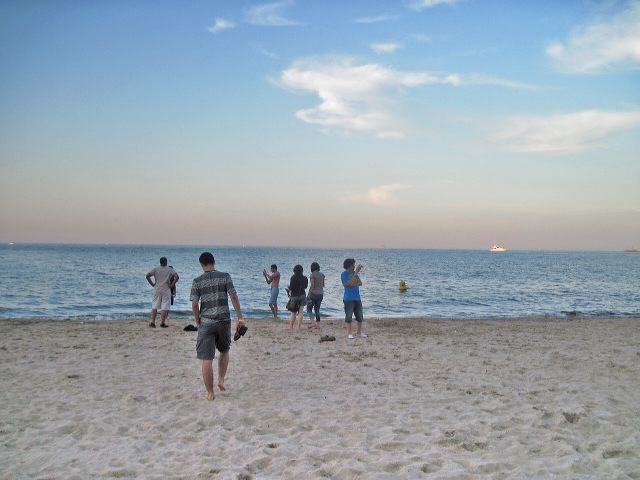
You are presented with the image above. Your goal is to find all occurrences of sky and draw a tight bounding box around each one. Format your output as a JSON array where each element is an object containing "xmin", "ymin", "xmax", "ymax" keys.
[{"xmin": 0, "ymin": 0, "xmax": 639, "ymax": 250}]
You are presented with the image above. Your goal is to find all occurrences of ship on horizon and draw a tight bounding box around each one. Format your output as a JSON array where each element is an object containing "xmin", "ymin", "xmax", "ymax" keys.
[{"xmin": 490, "ymin": 244, "xmax": 507, "ymax": 252}]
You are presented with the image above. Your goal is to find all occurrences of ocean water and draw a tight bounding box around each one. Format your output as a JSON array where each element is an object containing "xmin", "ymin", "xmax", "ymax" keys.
[{"xmin": 0, "ymin": 244, "xmax": 638, "ymax": 321}]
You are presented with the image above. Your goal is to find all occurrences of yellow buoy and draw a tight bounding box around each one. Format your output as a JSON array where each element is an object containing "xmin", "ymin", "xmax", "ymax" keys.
[{"xmin": 399, "ymin": 280, "xmax": 408, "ymax": 292}]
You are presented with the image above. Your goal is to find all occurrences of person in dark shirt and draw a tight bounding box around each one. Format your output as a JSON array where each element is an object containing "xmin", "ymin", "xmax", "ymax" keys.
[{"xmin": 288, "ymin": 264, "xmax": 308, "ymax": 333}]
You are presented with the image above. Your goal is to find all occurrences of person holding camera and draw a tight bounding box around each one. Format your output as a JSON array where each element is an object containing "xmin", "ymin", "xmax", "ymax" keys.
[
  {"xmin": 341, "ymin": 258, "xmax": 367, "ymax": 339},
  {"xmin": 262, "ymin": 264, "xmax": 281, "ymax": 319}
]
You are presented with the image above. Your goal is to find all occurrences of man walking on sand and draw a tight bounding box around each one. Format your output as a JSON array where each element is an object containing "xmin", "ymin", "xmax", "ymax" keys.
[
  {"xmin": 262, "ymin": 264, "xmax": 281, "ymax": 319},
  {"xmin": 146, "ymin": 257, "xmax": 179, "ymax": 328},
  {"xmin": 191, "ymin": 252, "xmax": 245, "ymax": 401}
]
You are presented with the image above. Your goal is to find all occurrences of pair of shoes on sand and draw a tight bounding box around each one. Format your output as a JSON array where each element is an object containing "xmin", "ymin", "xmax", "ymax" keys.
[
  {"xmin": 348, "ymin": 333, "xmax": 368, "ymax": 339},
  {"xmin": 149, "ymin": 322, "xmax": 168, "ymax": 328}
]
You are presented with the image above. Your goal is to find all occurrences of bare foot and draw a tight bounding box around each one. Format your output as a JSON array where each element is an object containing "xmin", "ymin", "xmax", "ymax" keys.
[
  {"xmin": 218, "ymin": 382, "xmax": 226, "ymax": 391},
  {"xmin": 206, "ymin": 391, "xmax": 215, "ymax": 401}
]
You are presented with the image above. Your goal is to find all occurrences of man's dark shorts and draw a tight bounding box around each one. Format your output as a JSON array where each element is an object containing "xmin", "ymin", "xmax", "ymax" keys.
[
  {"xmin": 344, "ymin": 300, "xmax": 364, "ymax": 323},
  {"xmin": 196, "ymin": 320, "xmax": 231, "ymax": 360}
]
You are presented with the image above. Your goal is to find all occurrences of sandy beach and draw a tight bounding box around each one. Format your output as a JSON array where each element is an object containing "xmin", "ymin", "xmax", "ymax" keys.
[{"xmin": 1, "ymin": 317, "xmax": 639, "ymax": 479}]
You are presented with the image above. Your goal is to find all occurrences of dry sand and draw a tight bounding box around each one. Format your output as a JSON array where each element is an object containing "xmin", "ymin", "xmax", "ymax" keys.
[{"xmin": 1, "ymin": 317, "xmax": 639, "ymax": 479}]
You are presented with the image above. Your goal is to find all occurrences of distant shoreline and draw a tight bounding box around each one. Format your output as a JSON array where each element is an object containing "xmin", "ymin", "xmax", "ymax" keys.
[
  {"xmin": 1, "ymin": 242, "xmax": 636, "ymax": 253},
  {"xmin": 2, "ymin": 314, "xmax": 639, "ymax": 324}
]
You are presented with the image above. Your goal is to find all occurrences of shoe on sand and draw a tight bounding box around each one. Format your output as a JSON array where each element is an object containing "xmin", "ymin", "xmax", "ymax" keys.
[
  {"xmin": 160, "ymin": 323, "xmax": 168, "ymax": 328},
  {"xmin": 360, "ymin": 333, "xmax": 368, "ymax": 338},
  {"xmin": 348, "ymin": 334, "xmax": 355, "ymax": 340},
  {"xmin": 149, "ymin": 322, "xmax": 156, "ymax": 328}
]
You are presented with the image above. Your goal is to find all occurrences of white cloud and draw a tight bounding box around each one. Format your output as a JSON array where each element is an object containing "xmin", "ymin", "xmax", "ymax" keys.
[
  {"xmin": 492, "ymin": 109, "xmax": 640, "ymax": 154},
  {"xmin": 277, "ymin": 56, "xmax": 536, "ymax": 138},
  {"xmin": 245, "ymin": 0, "xmax": 303, "ymax": 26},
  {"xmin": 411, "ymin": 33, "xmax": 432, "ymax": 43},
  {"xmin": 547, "ymin": 3, "xmax": 640, "ymax": 73},
  {"xmin": 355, "ymin": 14, "xmax": 401, "ymax": 24},
  {"xmin": 345, "ymin": 184, "xmax": 412, "ymax": 205},
  {"xmin": 368, "ymin": 184, "xmax": 411, "ymax": 205},
  {"xmin": 207, "ymin": 18, "xmax": 235, "ymax": 34},
  {"xmin": 371, "ymin": 42, "xmax": 403, "ymax": 55},
  {"xmin": 411, "ymin": 0, "xmax": 458, "ymax": 10}
]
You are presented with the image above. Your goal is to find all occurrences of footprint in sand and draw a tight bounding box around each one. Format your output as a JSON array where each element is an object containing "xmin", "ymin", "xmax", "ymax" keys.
[{"xmin": 421, "ymin": 461, "xmax": 443, "ymax": 474}]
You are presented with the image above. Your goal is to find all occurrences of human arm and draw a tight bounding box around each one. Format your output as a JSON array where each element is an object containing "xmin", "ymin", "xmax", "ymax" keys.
[
  {"xmin": 146, "ymin": 272, "xmax": 155, "ymax": 287},
  {"xmin": 308, "ymin": 276, "xmax": 315, "ymax": 297},
  {"xmin": 191, "ymin": 299, "xmax": 201, "ymax": 326},
  {"xmin": 263, "ymin": 269, "xmax": 272, "ymax": 284},
  {"xmin": 343, "ymin": 266, "xmax": 363, "ymax": 287},
  {"xmin": 229, "ymin": 292, "xmax": 245, "ymax": 331},
  {"xmin": 169, "ymin": 271, "xmax": 179, "ymax": 289}
]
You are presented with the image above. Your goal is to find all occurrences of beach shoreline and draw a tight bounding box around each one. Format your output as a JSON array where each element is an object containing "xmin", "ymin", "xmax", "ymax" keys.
[{"xmin": 1, "ymin": 316, "xmax": 639, "ymax": 479}]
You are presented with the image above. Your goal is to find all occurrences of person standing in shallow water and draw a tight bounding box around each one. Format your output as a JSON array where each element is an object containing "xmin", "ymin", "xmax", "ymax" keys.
[
  {"xmin": 288, "ymin": 264, "xmax": 308, "ymax": 333},
  {"xmin": 306, "ymin": 262, "xmax": 325, "ymax": 329},
  {"xmin": 341, "ymin": 258, "xmax": 366, "ymax": 339},
  {"xmin": 190, "ymin": 252, "xmax": 246, "ymax": 401}
]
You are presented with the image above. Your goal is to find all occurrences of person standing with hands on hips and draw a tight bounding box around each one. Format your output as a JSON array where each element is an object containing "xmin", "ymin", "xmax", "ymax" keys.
[{"xmin": 341, "ymin": 258, "xmax": 367, "ymax": 340}]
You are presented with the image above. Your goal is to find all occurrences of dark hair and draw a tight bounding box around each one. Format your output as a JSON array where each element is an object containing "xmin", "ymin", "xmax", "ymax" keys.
[
  {"xmin": 199, "ymin": 252, "xmax": 215, "ymax": 266},
  {"xmin": 311, "ymin": 262, "xmax": 320, "ymax": 272},
  {"xmin": 160, "ymin": 257, "xmax": 167, "ymax": 266},
  {"xmin": 343, "ymin": 258, "xmax": 355, "ymax": 270},
  {"xmin": 271, "ymin": 264, "xmax": 277, "ymax": 270},
  {"xmin": 293, "ymin": 264, "xmax": 303, "ymax": 274}
]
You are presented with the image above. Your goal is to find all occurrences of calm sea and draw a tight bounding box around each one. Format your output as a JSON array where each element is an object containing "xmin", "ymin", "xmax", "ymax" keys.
[{"xmin": 0, "ymin": 244, "xmax": 638, "ymax": 321}]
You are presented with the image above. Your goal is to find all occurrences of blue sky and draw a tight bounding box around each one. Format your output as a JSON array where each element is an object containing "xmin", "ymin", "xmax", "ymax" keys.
[{"xmin": 1, "ymin": 0, "xmax": 639, "ymax": 249}]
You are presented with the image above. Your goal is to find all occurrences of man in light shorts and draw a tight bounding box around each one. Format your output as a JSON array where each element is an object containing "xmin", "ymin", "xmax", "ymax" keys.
[
  {"xmin": 262, "ymin": 264, "xmax": 281, "ymax": 319},
  {"xmin": 191, "ymin": 252, "xmax": 245, "ymax": 401},
  {"xmin": 146, "ymin": 257, "xmax": 179, "ymax": 328}
]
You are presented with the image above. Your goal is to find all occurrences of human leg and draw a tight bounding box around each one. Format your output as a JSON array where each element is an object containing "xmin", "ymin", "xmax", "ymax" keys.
[
  {"xmin": 354, "ymin": 301, "xmax": 364, "ymax": 336},
  {"xmin": 150, "ymin": 291, "xmax": 161, "ymax": 326},
  {"xmin": 306, "ymin": 296, "xmax": 314, "ymax": 322},
  {"xmin": 217, "ymin": 351, "xmax": 229, "ymax": 391},
  {"xmin": 196, "ymin": 323, "xmax": 218, "ymax": 400},
  {"xmin": 289, "ymin": 310, "xmax": 295, "ymax": 332},
  {"xmin": 201, "ymin": 360, "xmax": 215, "ymax": 400},
  {"xmin": 344, "ymin": 300, "xmax": 354, "ymax": 338},
  {"xmin": 159, "ymin": 291, "xmax": 171, "ymax": 327},
  {"xmin": 213, "ymin": 322, "xmax": 231, "ymax": 390},
  {"xmin": 314, "ymin": 294, "xmax": 323, "ymax": 324},
  {"xmin": 269, "ymin": 288, "xmax": 279, "ymax": 319},
  {"xmin": 297, "ymin": 305, "xmax": 303, "ymax": 331}
]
